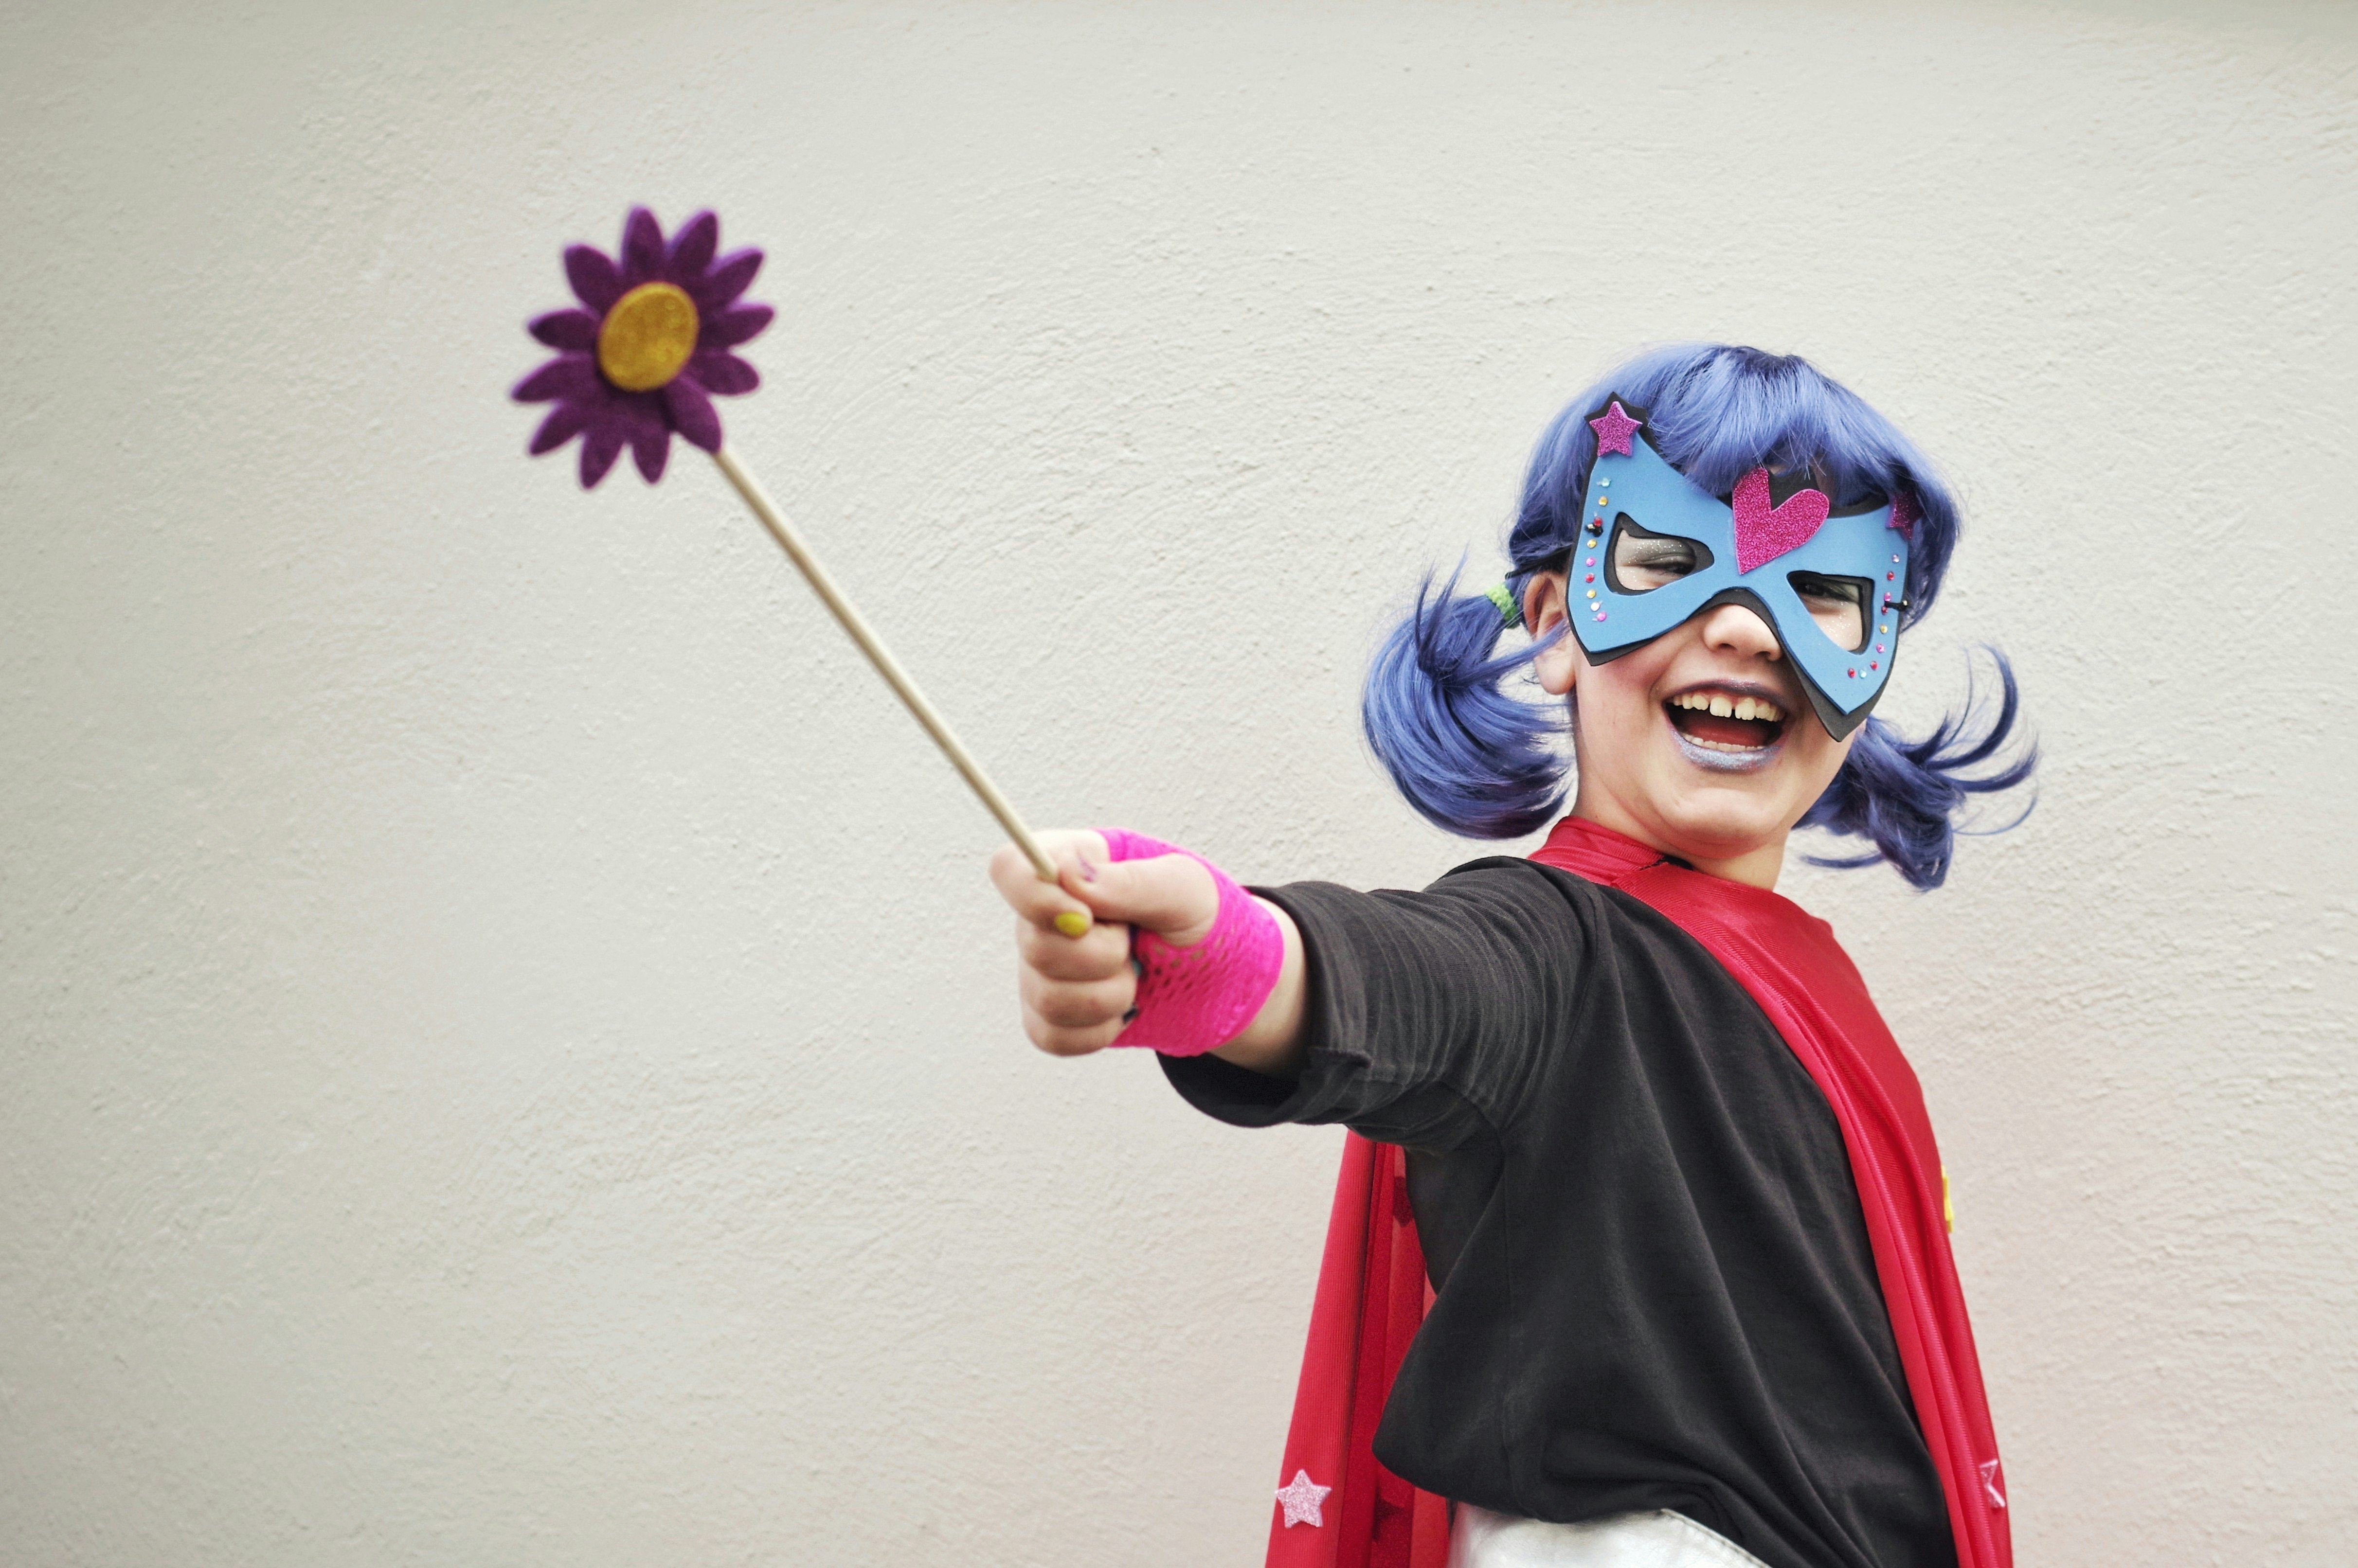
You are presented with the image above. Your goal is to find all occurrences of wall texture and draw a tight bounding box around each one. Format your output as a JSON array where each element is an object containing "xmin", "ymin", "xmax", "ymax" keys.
[{"xmin": 3, "ymin": 1, "xmax": 2353, "ymax": 1563}]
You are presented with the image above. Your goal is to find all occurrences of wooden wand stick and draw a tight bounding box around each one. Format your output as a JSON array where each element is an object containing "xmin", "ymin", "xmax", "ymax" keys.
[{"xmin": 708, "ymin": 446, "xmax": 1075, "ymax": 905}]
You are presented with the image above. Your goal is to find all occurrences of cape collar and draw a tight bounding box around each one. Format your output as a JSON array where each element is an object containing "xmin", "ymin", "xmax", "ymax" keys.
[
  {"xmin": 1526, "ymin": 814, "xmax": 1668, "ymax": 884},
  {"xmin": 1528, "ymin": 814, "xmax": 1831, "ymax": 933}
]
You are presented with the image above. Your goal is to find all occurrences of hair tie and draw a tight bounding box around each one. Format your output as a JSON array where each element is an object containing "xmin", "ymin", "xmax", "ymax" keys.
[{"xmin": 1486, "ymin": 581, "xmax": 1522, "ymax": 628}]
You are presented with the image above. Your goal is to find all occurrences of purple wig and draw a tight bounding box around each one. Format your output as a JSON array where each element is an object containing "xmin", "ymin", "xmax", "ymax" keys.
[{"xmin": 1362, "ymin": 344, "xmax": 2034, "ymax": 889}]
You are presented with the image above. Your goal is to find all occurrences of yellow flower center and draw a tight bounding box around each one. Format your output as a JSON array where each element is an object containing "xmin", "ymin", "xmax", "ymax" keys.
[{"xmin": 596, "ymin": 282, "xmax": 700, "ymax": 392}]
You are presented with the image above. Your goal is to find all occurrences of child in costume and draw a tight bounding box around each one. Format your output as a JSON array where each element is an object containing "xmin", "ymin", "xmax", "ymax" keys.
[{"xmin": 992, "ymin": 345, "xmax": 2031, "ymax": 1568}]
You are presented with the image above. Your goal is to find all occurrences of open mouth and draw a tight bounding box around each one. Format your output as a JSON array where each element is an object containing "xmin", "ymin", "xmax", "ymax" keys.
[{"xmin": 1664, "ymin": 686, "xmax": 1789, "ymax": 754}]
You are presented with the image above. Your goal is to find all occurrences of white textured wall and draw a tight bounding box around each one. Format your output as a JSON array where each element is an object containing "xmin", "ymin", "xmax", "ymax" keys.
[{"xmin": 4, "ymin": 1, "xmax": 2353, "ymax": 1562}]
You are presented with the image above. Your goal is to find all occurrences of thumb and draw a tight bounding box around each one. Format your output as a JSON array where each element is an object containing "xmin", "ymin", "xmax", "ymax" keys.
[{"xmin": 1061, "ymin": 852, "xmax": 1221, "ymax": 947}]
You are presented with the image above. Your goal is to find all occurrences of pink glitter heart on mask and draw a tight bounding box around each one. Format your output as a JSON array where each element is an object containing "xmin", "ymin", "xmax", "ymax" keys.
[{"xmin": 1730, "ymin": 466, "xmax": 1831, "ymax": 574}]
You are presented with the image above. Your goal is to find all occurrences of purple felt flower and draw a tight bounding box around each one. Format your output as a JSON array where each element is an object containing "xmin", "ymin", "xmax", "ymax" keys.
[{"xmin": 513, "ymin": 206, "xmax": 773, "ymax": 487}]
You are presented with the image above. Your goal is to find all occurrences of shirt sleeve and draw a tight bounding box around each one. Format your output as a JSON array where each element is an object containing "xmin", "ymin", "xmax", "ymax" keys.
[{"xmin": 1157, "ymin": 858, "xmax": 1594, "ymax": 1152}]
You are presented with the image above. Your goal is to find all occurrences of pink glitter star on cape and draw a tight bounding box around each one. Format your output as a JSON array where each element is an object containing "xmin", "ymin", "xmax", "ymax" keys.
[
  {"xmin": 1274, "ymin": 1469, "xmax": 1331, "ymax": 1529},
  {"xmin": 1588, "ymin": 399, "xmax": 1642, "ymax": 456}
]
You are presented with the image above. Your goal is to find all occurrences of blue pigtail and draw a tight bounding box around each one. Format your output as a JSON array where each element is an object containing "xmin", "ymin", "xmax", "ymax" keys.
[
  {"xmin": 1363, "ymin": 565, "xmax": 1567, "ymax": 839},
  {"xmin": 1798, "ymin": 650, "xmax": 2037, "ymax": 890}
]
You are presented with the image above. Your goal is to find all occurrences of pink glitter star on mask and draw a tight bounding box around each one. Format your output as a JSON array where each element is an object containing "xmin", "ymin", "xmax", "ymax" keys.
[
  {"xmin": 1275, "ymin": 1469, "xmax": 1331, "ymax": 1529},
  {"xmin": 1588, "ymin": 399, "xmax": 1642, "ymax": 457}
]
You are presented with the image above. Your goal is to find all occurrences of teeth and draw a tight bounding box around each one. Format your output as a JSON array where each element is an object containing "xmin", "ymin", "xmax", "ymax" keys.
[{"xmin": 1670, "ymin": 691, "xmax": 1782, "ymax": 722}]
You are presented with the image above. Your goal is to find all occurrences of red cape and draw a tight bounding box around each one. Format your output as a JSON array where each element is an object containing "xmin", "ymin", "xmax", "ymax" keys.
[{"xmin": 1261, "ymin": 818, "xmax": 2010, "ymax": 1568}]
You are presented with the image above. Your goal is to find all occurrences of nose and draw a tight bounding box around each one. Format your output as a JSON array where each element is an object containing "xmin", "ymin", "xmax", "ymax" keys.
[{"xmin": 1697, "ymin": 600, "xmax": 1782, "ymax": 660}]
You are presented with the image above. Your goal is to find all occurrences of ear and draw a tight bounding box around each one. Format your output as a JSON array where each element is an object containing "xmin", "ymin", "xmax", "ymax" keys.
[{"xmin": 1523, "ymin": 570, "xmax": 1580, "ymax": 695}]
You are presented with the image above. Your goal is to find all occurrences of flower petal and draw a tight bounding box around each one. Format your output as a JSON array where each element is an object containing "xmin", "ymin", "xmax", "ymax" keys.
[
  {"xmin": 695, "ymin": 247, "xmax": 764, "ymax": 307},
  {"xmin": 667, "ymin": 211, "xmax": 718, "ymax": 279},
  {"xmin": 631, "ymin": 429, "xmax": 672, "ymax": 483},
  {"xmin": 700, "ymin": 302, "xmax": 774, "ymax": 350},
  {"xmin": 620, "ymin": 206, "xmax": 665, "ymax": 286},
  {"xmin": 611, "ymin": 389, "xmax": 668, "ymax": 436},
  {"xmin": 564, "ymin": 245, "xmax": 623, "ymax": 312},
  {"xmin": 579, "ymin": 426, "xmax": 626, "ymax": 488},
  {"xmin": 529, "ymin": 401, "xmax": 593, "ymax": 455},
  {"xmin": 686, "ymin": 349, "xmax": 760, "ymax": 396},
  {"xmin": 529, "ymin": 307, "xmax": 600, "ymax": 351},
  {"xmin": 663, "ymin": 377, "xmax": 723, "ymax": 452},
  {"xmin": 512, "ymin": 353, "xmax": 599, "ymax": 403}
]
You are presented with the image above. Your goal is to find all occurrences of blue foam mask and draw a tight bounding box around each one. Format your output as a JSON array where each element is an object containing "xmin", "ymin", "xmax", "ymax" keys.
[{"xmin": 1565, "ymin": 398, "xmax": 1912, "ymax": 740}]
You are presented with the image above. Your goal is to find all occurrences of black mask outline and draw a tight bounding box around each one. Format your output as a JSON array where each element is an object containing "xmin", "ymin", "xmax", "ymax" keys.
[{"xmin": 1786, "ymin": 570, "xmax": 1877, "ymax": 654}]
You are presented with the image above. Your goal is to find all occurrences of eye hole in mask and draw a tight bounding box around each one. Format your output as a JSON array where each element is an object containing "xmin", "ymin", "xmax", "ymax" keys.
[
  {"xmin": 1606, "ymin": 515, "xmax": 1715, "ymax": 593},
  {"xmin": 1788, "ymin": 571, "xmax": 1872, "ymax": 653}
]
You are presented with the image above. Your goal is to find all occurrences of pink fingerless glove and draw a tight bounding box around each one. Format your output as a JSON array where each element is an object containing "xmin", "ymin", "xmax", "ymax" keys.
[{"xmin": 1096, "ymin": 828, "xmax": 1284, "ymax": 1058}]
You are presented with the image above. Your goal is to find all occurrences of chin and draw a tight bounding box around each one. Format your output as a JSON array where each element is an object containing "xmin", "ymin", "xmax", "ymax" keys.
[
  {"xmin": 1642, "ymin": 743, "xmax": 1816, "ymax": 855},
  {"xmin": 1656, "ymin": 791, "xmax": 1795, "ymax": 862}
]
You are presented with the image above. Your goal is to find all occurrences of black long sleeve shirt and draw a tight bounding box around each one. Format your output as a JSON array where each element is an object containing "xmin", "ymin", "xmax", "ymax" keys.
[{"xmin": 1161, "ymin": 858, "xmax": 1956, "ymax": 1568}]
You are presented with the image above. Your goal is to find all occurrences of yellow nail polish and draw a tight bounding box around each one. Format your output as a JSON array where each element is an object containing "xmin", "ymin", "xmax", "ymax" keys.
[{"xmin": 1053, "ymin": 910, "xmax": 1092, "ymax": 938}]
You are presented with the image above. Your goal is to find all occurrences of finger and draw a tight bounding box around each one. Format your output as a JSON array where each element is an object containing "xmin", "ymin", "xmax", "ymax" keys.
[
  {"xmin": 1021, "ymin": 998, "xmax": 1125, "ymax": 1057},
  {"xmin": 990, "ymin": 831, "xmax": 1109, "ymax": 937},
  {"xmin": 1062, "ymin": 852, "xmax": 1220, "ymax": 946},
  {"xmin": 1022, "ymin": 965, "xmax": 1137, "ymax": 1031},
  {"xmin": 1018, "ymin": 913, "xmax": 1133, "ymax": 982}
]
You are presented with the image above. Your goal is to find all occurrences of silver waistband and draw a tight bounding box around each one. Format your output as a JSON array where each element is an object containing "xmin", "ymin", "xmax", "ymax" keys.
[{"xmin": 1448, "ymin": 1506, "xmax": 1771, "ymax": 1568}]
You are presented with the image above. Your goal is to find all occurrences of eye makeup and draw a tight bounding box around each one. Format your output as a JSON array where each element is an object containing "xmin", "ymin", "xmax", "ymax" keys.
[{"xmin": 1607, "ymin": 517, "xmax": 1717, "ymax": 594}]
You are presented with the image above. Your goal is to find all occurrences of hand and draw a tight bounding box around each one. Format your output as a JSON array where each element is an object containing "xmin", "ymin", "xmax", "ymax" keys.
[{"xmin": 988, "ymin": 830, "xmax": 1221, "ymax": 1056}]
